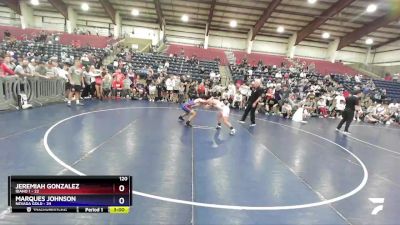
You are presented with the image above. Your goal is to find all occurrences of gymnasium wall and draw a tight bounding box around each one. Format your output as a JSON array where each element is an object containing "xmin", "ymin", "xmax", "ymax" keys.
[
  {"xmin": 165, "ymin": 25, "xmax": 204, "ymax": 46},
  {"xmin": 76, "ymin": 15, "xmax": 112, "ymax": 37},
  {"xmin": 252, "ymin": 36, "xmax": 288, "ymax": 55},
  {"xmin": 33, "ymin": 10, "xmax": 65, "ymax": 32},
  {"xmin": 0, "ymin": 6, "xmax": 20, "ymax": 27},
  {"xmin": 372, "ymin": 40, "xmax": 400, "ymax": 66},
  {"xmin": 164, "ymin": 24, "xmax": 370, "ymax": 64},
  {"xmin": 208, "ymin": 30, "xmax": 247, "ymax": 50},
  {"xmin": 122, "ymin": 20, "xmax": 160, "ymax": 46},
  {"xmin": 337, "ymin": 47, "xmax": 368, "ymax": 64},
  {"xmin": 294, "ymin": 41, "xmax": 328, "ymax": 59}
]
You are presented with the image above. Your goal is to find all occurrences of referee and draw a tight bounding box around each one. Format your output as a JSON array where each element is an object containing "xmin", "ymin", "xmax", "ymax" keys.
[
  {"xmin": 336, "ymin": 90, "xmax": 362, "ymax": 134},
  {"xmin": 239, "ymin": 79, "xmax": 263, "ymax": 126}
]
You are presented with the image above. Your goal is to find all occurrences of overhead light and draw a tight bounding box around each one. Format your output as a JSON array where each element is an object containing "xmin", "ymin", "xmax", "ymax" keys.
[
  {"xmin": 81, "ymin": 3, "xmax": 89, "ymax": 11},
  {"xmin": 230, "ymin": 20, "xmax": 237, "ymax": 28},
  {"xmin": 322, "ymin": 32, "xmax": 330, "ymax": 39},
  {"xmin": 181, "ymin": 14, "xmax": 189, "ymax": 22},
  {"xmin": 365, "ymin": 38, "xmax": 374, "ymax": 45},
  {"xmin": 31, "ymin": 0, "xmax": 39, "ymax": 5},
  {"xmin": 366, "ymin": 4, "xmax": 377, "ymax": 13},
  {"xmin": 308, "ymin": 0, "xmax": 317, "ymax": 4},
  {"xmin": 277, "ymin": 26, "xmax": 285, "ymax": 33},
  {"xmin": 131, "ymin": 9, "xmax": 139, "ymax": 16}
]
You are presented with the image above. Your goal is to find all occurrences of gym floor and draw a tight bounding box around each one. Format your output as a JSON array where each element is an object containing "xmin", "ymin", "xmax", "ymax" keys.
[{"xmin": 0, "ymin": 100, "xmax": 399, "ymax": 225}]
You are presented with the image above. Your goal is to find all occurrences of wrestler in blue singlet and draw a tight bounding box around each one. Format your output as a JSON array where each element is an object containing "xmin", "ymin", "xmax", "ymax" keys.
[{"xmin": 181, "ymin": 100, "xmax": 196, "ymax": 113}]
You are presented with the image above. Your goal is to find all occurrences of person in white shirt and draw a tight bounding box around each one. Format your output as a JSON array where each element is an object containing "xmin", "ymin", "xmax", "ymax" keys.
[
  {"xmin": 28, "ymin": 59, "xmax": 36, "ymax": 73},
  {"xmin": 393, "ymin": 73, "xmax": 399, "ymax": 82},
  {"xmin": 172, "ymin": 76, "xmax": 180, "ymax": 102},
  {"xmin": 113, "ymin": 60, "xmax": 118, "ymax": 69},
  {"xmin": 165, "ymin": 76, "xmax": 173, "ymax": 102},
  {"xmin": 208, "ymin": 98, "xmax": 236, "ymax": 135},
  {"xmin": 148, "ymin": 81, "xmax": 157, "ymax": 102},
  {"xmin": 292, "ymin": 104, "xmax": 307, "ymax": 123},
  {"xmin": 81, "ymin": 54, "xmax": 90, "ymax": 66},
  {"xmin": 222, "ymin": 88, "xmax": 230, "ymax": 100},
  {"xmin": 239, "ymin": 84, "xmax": 250, "ymax": 102},
  {"xmin": 214, "ymin": 72, "xmax": 221, "ymax": 83},
  {"xmin": 210, "ymin": 70, "xmax": 216, "ymax": 81},
  {"xmin": 57, "ymin": 64, "xmax": 69, "ymax": 81},
  {"xmin": 275, "ymin": 71, "xmax": 282, "ymax": 78},
  {"xmin": 248, "ymin": 69, "xmax": 253, "ymax": 76},
  {"xmin": 335, "ymin": 93, "xmax": 345, "ymax": 107},
  {"xmin": 354, "ymin": 74, "xmax": 361, "ymax": 83},
  {"xmin": 228, "ymin": 84, "xmax": 236, "ymax": 98},
  {"xmin": 335, "ymin": 98, "xmax": 345, "ymax": 118}
]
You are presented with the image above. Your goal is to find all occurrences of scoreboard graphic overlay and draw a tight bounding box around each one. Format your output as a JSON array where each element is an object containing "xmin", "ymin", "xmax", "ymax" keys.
[{"xmin": 8, "ymin": 176, "xmax": 132, "ymax": 213}]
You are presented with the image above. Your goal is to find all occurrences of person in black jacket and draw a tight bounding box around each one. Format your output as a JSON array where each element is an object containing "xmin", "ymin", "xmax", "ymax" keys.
[
  {"xmin": 336, "ymin": 90, "xmax": 363, "ymax": 134},
  {"xmin": 239, "ymin": 79, "xmax": 264, "ymax": 126}
]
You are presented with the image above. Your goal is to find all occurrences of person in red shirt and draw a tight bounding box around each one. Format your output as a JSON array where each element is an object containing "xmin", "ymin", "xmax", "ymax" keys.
[
  {"xmin": 197, "ymin": 82, "xmax": 205, "ymax": 96},
  {"xmin": 113, "ymin": 69, "xmax": 124, "ymax": 82},
  {"xmin": 343, "ymin": 90, "xmax": 350, "ymax": 98},
  {"xmin": 112, "ymin": 76, "xmax": 124, "ymax": 99},
  {"xmin": 0, "ymin": 56, "xmax": 15, "ymax": 77}
]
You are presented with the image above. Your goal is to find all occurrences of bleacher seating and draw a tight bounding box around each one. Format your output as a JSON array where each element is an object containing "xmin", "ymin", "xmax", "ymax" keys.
[
  {"xmin": 232, "ymin": 50, "xmax": 358, "ymax": 76},
  {"xmin": 332, "ymin": 75, "xmax": 369, "ymax": 91},
  {"xmin": 0, "ymin": 26, "xmax": 38, "ymax": 41},
  {"xmin": 127, "ymin": 53, "xmax": 219, "ymax": 81},
  {"xmin": 0, "ymin": 41, "xmax": 108, "ymax": 62},
  {"xmin": 0, "ymin": 25, "xmax": 113, "ymax": 48},
  {"xmin": 294, "ymin": 57, "xmax": 358, "ymax": 75},
  {"xmin": 166, "ymin": 44, "xmax": 228, "ymax": 65},
  {"xmin": 59, "ymin": 33, "xmax": 111, "ymax": 48},
  {"xmin": 373, "ymin": 80, "xmax": 400, "ymax": 101},
  {"xmin": 233, "ymin": 51, "xmax": 286, "ymax": 67}
]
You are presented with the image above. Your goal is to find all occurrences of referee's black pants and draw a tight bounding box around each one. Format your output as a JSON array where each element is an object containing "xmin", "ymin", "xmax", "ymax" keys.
[
  {"xmin": 241, "ymin": 102, "xmax": 257, "ymax": 124},
  {"xmin": 337, "ymin": 110, "xmax": 354, "ymax": 132}
]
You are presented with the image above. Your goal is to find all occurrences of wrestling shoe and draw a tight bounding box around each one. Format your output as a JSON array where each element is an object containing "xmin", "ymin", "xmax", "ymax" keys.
[
  {"xmin": 186, "ymin": 121, "xmax": 193, "ymax": 127},
  {"xmin": 216, "ymin": 125, "xmax": 222, "ymax": 129},
  {"xmin": 343, "ymin": 131, "xmax": 351, "ymax": 135},
  {"xmin": 250, "ymin": 123, "xmax": 256, "ymax": 127},
  {"xmin": 239, "ymin": 120, "xmax": 245, "ymax": 124},
  {"xmin": 178, "ymin": 116, "xmax": 184, "ymax": 121},
  {"xmin": 230, "ymin": 129, "xmax": 236, "ymax": 135}
]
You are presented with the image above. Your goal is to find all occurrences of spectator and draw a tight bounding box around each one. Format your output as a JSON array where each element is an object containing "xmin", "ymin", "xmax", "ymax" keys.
[
  {"xmin": 148, "ymin": 81, "xmax": 157, "ymax": 102},
  {"xmin": 122, "ymin": 75, "xmax": 132, "ymax": 98},
  {"xmin": 45, "ymin": 60, "xmax": 58, "ymax": 78},
  {"xmin": 165, "ymin": 76, "xmax": 174, "ymax": 101},
  {"xmin": 67, "ymin": 59, "xmax": 85, "ymax": 106},
  {"xmin": 0, "ymin": 55, "xmax": 15, "ymax": 77},
  {"xmin": 393, "ymin": 73, "xmax": 399, "ymax": 83},
  {"xmin": 14, "ymin": 58, "xmax": 32, "ymax": 76},
  {"xmin": 102, "ymin": 70, "xmax": 112, "ymax": 98},
  {"xmin": 94, "ymin": 69, "xmax": 103, "ymax": 100},
  {"xmin": 34, "ymin": 61, "xmax": 47, "ymax": 77},
  {"xmin": 317, "ymin": 97, "xmax": 328, "ymax": 118},
  {"xmin": 210, "ymin": 70, "xmax": 216, "ymax": 81}
]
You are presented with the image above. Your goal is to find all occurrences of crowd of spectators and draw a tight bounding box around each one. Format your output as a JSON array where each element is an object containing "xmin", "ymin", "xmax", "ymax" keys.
[
  {"xmin": 1, "ymin": 37, "xmax": 399, "ymax": 125},
  {"xmin": 229, "ymin": 56, "xmax": 399, "ymax": 125}
]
